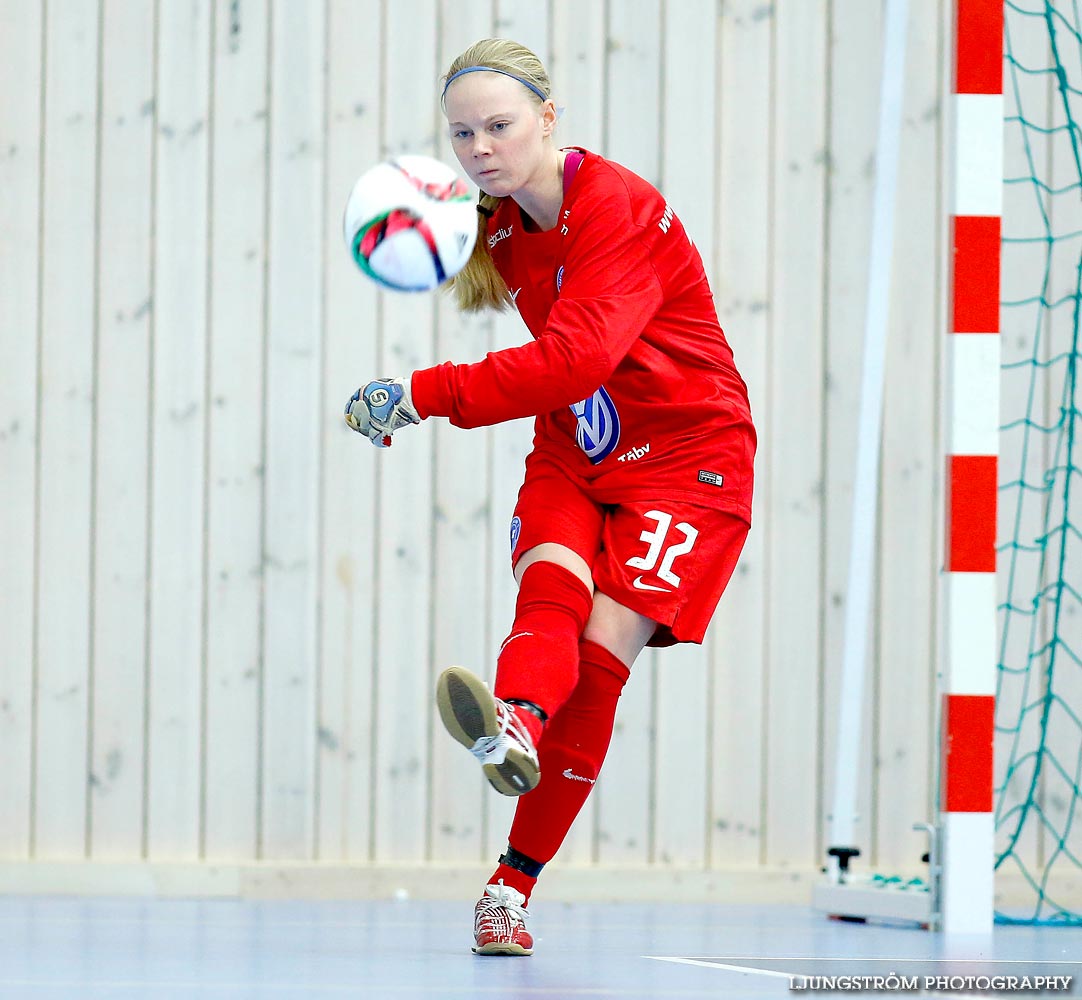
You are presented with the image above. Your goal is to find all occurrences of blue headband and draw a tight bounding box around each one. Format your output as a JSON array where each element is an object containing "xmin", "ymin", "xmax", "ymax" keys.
[{"xmin": 442, "ymin": 66, "xmax": 548, "ymax": 103}]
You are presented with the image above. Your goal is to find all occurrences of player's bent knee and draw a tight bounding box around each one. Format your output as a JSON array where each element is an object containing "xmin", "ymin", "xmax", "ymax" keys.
[
  {"xmin": 514, "ymin": 542, "xmax": 593, "ymax": 591},
  {"xmin": 581, "ymin": 592, "xmax": 657, "ymax": 668}
]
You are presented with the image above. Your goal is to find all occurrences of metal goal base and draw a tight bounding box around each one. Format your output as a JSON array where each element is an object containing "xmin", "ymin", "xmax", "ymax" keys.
[{"xmin": 812, "ymin": 879, "xmax": 933, "ymax": 927}]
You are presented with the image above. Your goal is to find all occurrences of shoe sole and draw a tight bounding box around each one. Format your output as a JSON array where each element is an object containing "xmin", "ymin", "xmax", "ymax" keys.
[
  {"xmin": 436, "ymin": 666, "xmax": 540, "ymax": 797},
  {"xmin": 472, "ymin": 942, "xmax": 533, "ymax": 956}
]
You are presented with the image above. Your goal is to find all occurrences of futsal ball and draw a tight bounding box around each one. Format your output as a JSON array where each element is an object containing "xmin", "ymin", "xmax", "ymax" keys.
[{"xmin": 342, "ymin": 155, "xmax": 477, "ymax": 292}]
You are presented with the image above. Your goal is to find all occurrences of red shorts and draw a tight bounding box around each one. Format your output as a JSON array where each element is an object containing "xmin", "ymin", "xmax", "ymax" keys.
[{"xmin": 509, "ymin": 456, "xmax": 749, "ymax": 646}]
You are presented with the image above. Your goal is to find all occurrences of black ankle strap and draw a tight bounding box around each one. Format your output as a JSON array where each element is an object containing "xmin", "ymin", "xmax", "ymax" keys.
[
  {"xmin": 504, "ymin": 698, "xmax": 548, "ymax": 723},
  {"xmin": 500, "ymin": 845, "xmax": 545, "ymax": 879}
]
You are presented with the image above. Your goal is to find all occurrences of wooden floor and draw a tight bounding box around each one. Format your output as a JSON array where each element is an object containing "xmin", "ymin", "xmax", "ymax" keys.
[{"xmin": 0, "ymin": 896, "xmax": 1077, "ymax": 998}]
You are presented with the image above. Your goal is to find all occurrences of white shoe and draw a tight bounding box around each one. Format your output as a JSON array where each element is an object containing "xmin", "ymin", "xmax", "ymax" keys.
[
  {"xmin": 436, "ymin": 666, "xmax": 540, "ymax": 796},
  {"xmin": 473, "ymin": 880, "xmax": 534, "ymax": 956}
]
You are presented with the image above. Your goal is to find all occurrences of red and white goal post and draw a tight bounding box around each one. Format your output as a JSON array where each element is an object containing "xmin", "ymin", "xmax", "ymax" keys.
[{"xmin": 813, "ymin": 0, "xmax": 1000, "ymax": 936}]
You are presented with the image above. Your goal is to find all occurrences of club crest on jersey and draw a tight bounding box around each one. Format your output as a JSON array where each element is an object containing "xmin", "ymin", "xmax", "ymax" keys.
[
  {"xmin": 509, "ymin": 516, "xmax": 522, "ymax": 554},
  {"xmin": 556, "ymin": 266, "xmax": 564, "ymax": 294},
  {"xmin": 570, "ymin": 386, "xmax": 620, "ymax": 464}
]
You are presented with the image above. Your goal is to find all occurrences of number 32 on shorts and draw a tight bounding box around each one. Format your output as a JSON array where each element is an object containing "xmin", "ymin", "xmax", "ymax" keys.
[{"xmin": 625, "ymin": 510, "xmax": 699, "ymax": 589}]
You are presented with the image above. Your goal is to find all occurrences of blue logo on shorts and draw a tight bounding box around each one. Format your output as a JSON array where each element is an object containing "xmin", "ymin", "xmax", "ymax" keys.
[
  {"xmin": 510, "ymin": 516, "xmax": 522, "ymax": 554},
  {"xmin": 570, "ymin": 386, "xmax": 620, "ymax": 464}
]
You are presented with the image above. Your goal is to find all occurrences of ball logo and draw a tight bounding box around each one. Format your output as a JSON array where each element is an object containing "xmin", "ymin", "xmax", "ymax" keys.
[
  {"xmin": 569, "ymin": 386, "xmax": 620, "ymax": 464},
  {"xmin": 509, "ymin": 516, "xmax": 522, "ymax": 553}
]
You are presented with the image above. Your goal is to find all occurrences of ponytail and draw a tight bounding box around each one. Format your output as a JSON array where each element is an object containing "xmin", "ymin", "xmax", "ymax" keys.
[{"xmin": 448, "ymin": 193, "xmax": 512, "ymax": 313}]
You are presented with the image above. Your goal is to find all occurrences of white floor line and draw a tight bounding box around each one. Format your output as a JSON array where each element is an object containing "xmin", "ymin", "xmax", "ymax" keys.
[
  {"xmin": 0, "ymin": 983, "xmax": 632, "ymax": 995},
  {"xmin": 645, "ymin": 956, "xmax": 794, "ymax": 981},
  {"xmin": 651, "ymin": 955, "xmax": 1082, "ymax": 966}
]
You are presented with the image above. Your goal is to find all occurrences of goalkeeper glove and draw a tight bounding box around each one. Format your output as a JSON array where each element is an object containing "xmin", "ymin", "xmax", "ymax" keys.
[{"xmin": 344, "ymin": 377, "xmax": 421, "ymax": 448}]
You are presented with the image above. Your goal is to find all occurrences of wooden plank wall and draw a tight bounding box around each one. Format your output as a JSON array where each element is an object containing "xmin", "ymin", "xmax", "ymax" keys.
[{"xmin": 1, "ymin": 0, "xmax": 957, "ymax": 879}]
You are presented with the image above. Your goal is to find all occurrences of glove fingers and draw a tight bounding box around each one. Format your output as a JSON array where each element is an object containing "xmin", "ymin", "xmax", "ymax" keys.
[{"xmin": 345, "ymin": 390, "xmax": 373, "ymax": 434}]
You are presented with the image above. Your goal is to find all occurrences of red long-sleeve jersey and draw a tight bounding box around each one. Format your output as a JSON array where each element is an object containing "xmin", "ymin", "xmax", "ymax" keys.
[{"xmin": 410, "ymin": 149, "xmax": 755, "ymax": 522}]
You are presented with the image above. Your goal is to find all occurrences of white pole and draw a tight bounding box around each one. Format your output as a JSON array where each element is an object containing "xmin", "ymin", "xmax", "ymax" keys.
[{"xmin": 827, "ymin": 0, "xmax": 910, "ymax": 881}]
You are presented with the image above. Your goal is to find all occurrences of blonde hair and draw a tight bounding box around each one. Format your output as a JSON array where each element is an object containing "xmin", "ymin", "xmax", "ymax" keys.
[{"xmin": 442, "ymin": 39, "xmax": 554, "ymax": 313}]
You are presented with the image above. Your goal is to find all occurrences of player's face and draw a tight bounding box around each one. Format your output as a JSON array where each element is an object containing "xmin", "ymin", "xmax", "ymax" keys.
[{"xmin": 444, "ymin": 72, "xmax": 556, "ymax": 198}]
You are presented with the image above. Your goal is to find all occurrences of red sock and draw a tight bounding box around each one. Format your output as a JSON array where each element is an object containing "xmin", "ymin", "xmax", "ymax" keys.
[
  {"xmin": 488, "ymin": 640, "xmax": 630, "ymax": 899},
  {"xmin": 488, "ymin": 858, "xmax": 539, "ymax": 903},
  {"xmin": 493, "ymin": 562, "xmax": 594, "ymax": 727}
]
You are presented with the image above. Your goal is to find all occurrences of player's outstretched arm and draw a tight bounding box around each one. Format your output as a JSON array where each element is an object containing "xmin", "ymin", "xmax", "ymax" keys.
[{"xmin": 344, "ymin": 377, "xmax": 420, "ymax": 448}]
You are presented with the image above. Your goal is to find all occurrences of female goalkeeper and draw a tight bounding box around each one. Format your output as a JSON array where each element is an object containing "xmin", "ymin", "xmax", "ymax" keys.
[{"xmin": 345, "ymin": 37, "xmax": 755, "ymax": 957}]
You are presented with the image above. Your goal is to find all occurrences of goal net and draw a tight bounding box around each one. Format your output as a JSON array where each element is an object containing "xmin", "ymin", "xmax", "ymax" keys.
[{"xmin": 998, "ymin": 0, "xmax": 1082, "ymax": 925}]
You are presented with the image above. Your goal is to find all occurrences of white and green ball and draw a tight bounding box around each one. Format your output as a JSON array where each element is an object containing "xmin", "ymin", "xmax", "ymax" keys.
[{"xmin": 342, "ymin": 154, "xmax": 477, "ymax": 292}]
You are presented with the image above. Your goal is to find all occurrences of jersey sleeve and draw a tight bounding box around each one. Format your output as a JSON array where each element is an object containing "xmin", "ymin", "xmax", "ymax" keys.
[{"xmin": 410, "ymin": 186, "xmax": 665, "ymax": 429}]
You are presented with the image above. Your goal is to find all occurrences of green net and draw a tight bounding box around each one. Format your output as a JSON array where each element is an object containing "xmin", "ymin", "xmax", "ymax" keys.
[{"xmin": 998, "ymin": 0, "xmax": 1082, "ymax": 925}]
